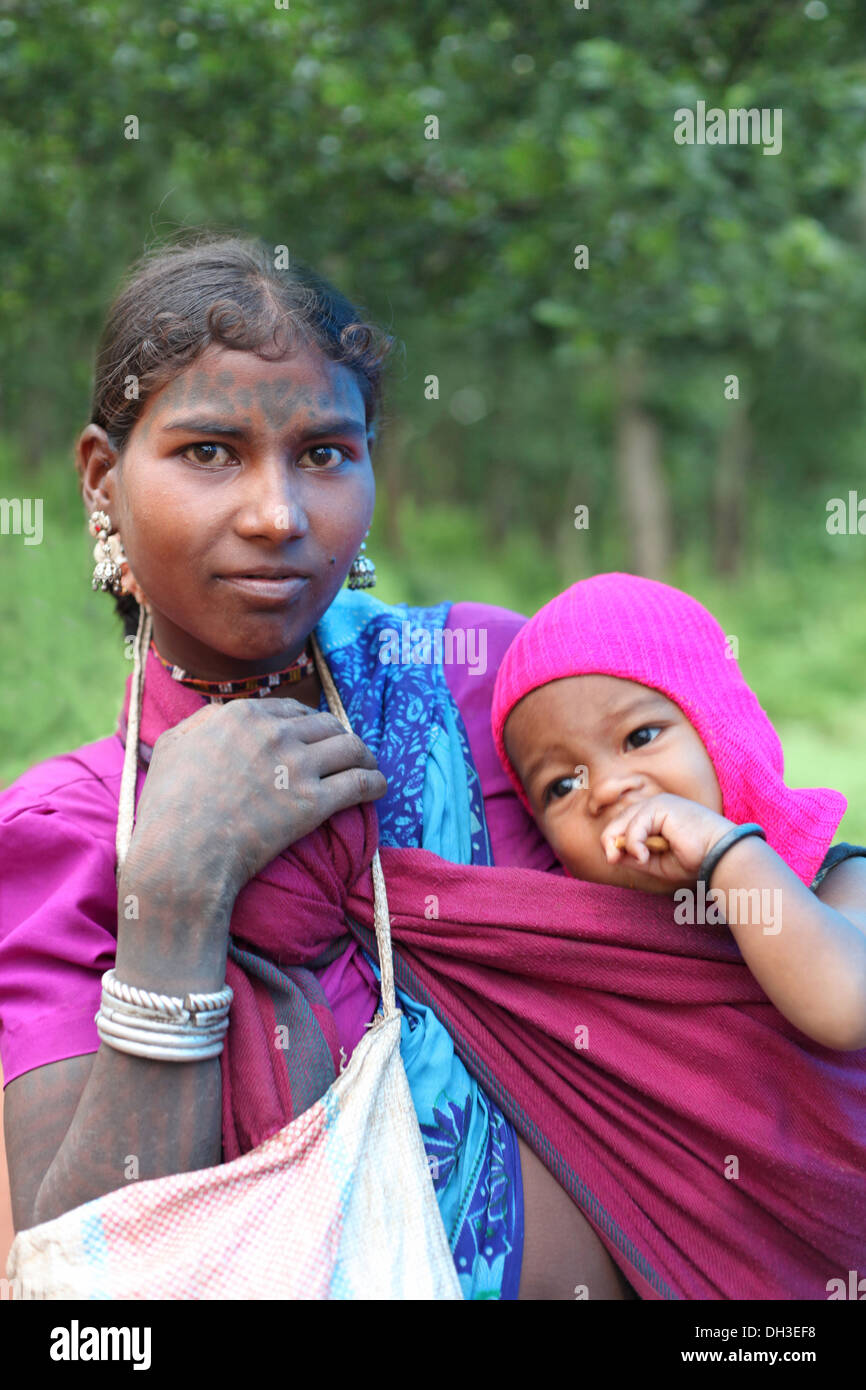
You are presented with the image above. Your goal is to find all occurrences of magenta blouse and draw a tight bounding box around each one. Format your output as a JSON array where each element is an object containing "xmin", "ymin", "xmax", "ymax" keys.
[{"xmin": 0, "ymin": 601, "xmax": 559, "ymax": 1089}]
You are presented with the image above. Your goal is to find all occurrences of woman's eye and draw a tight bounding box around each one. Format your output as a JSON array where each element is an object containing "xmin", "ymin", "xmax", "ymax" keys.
[
  {"xmin": 625, "ymin": 725, "xmax": 662, "ymax": 750},
  {"xmin": 179, "ymin": 443, "xmax": 349, "ymax": 469},
  {"xmin": 303, "ymin": 445, "xmax": 349, "ymax": 469},
  {"xmin": 181, "ymin": 442, "xmax": 234, "ymax": 467}
]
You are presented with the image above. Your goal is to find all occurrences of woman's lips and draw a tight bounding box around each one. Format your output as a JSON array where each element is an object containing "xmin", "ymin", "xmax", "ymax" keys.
[{"xmin": 216, "ymin": 575, "xmax": 309, "ymax": 603}]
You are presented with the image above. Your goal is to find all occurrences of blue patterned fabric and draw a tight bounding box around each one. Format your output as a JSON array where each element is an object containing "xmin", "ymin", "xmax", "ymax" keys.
[
  {"xmin": 361, "ymin": 949, "xmax": 524, "ymax": 1300},
  {"xmin": 315, "ymin": 589, "xmax": 491, "ymax": 864},
  {"xmin": 314, "ymin": 589, "xmax": 524, "ymax": 1300}
]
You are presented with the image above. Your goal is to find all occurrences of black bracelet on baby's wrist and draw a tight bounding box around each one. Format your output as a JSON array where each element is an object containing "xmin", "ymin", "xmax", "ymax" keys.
[{"xmin": 698, "ymin": 823, "xmax": 767, "ymax": 891}]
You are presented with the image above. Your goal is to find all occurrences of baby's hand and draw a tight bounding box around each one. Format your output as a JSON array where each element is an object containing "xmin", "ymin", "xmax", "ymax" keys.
[{"xmin": 600, "ymin": 794, "xmax": 735, "ymax": 884}]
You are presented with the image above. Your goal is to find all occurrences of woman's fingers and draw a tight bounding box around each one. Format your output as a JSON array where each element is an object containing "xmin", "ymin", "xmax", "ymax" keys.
[
  {"xmin": 317, "ymin": 764, "xmax": 389, "ymax": 816},
  {"xmin": 308, "ymin": 735, "xmax": 383, "ymax": 783},
  {"xmin": 140, "ymin": 694, "xmax": 390, "ymax": 897},
  {"xmin": 256, "ymin": 701, "xmax": 347, "ymax": 736},
  {"xmin": 264, "ymin": 707, "xmax": 382, "ymax": 780},
  {"xmin": 263, "ymin": 705, "xmax": 388, "ymax": 813}
]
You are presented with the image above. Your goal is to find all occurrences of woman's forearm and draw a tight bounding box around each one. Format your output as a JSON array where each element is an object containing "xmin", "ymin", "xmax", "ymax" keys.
[
  {"xmin": 32, "ymin": 1038, "xmax": 223, "ymax": 1226},
  {"xmin": 32, "ymin": 862, "xmax": 235, "ymax": 1226},
  {"xmin": 710, "ymin": 836, "xmax": 866, "ymax": 1050}
]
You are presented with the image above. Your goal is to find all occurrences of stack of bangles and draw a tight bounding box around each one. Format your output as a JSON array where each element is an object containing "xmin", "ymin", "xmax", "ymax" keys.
[{"xmin": 95, "ymin": 969, "xmax": 233, "ymax": 1061}]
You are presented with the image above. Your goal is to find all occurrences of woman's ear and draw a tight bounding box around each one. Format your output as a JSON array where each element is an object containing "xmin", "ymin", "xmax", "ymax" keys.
[{"xmin": 77, "ymin": 424, "xmax": 120, "ymax": 516}]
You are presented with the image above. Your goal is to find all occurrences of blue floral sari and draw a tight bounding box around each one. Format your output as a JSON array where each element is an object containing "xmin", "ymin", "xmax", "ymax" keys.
[{"xmin": 314, "ymin": 588, "xmax": 524, "ymax": 1300}]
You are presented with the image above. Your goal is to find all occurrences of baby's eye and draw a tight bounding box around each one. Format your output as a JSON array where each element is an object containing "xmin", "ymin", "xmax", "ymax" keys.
[
  {"xmin": 625, "ymin": 725, "xmax": 662, "ymax": 750},
  {"xmin": 544, "ymin": 775, "xmax": 579, "ymax": 805}
]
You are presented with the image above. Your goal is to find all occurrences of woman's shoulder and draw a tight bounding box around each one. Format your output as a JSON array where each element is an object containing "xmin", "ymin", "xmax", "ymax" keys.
[
  {"xmin": 445, "ymin": 599, "xmax": 529, "ymax": 624},
  {"xmin": 811, "ymin": 841, "xmax": 866, "ymax": 890},
  {"xmin": 388, "ymin": 596, "xmax": 529, "ymax": 674},
  {"xmin": 444, "ymin": 599, "xmax": 529, "ymax": 637},
  {"xmin": 316, "ymin": 586, "xmax": 530, "ymax": 665},
  {"xmin": 0, "ymin": 734, "xmax": 125, "ymax": 842},
  {"xmin": 321, "ymin": 587, "xmax": 530, "ymax": 690},
  {"xmin": 437, "ymin": 600, "xmax": 528, "ymax": 696},
  {"xmin": 443, "ymin": 599, "xmax": 528, "ymax": 677}
]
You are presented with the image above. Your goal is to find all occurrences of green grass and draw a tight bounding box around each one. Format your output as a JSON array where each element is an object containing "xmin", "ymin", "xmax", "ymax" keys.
[{"xmin": 1, "ymin": 450, "xmax": 864, "ymax": 846}]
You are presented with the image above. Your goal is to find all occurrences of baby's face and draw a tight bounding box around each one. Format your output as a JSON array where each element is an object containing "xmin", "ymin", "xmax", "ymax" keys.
[{"xmin": 503, "ymin": 674, "xmax": 724, "ymax": 891}]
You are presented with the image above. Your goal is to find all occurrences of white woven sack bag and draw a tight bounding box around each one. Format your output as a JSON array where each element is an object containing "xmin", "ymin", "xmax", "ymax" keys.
[{"xmin": 6, "ymin": 611, "xmax": 463, "ymax": 1300}]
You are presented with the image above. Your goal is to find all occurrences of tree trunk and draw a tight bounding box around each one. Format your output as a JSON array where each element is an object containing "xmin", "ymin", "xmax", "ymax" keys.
[
  {"xmin": 485, "ymin": 482, "xmax": 512, "ymax": 549},
  {"xmin": 613, "ymin": 348, "xmax": 672, "ymax": 579},
  {"xmin": 713, "ymin": 404, "xmax": 750, "ymax": 577},
  {"xmin": 19, "ymin": 382, "xmax": 53, "ymax": 475},
  {"xmin": 374, "ymin": 416, "xmax": 412, "ymax": 556}
]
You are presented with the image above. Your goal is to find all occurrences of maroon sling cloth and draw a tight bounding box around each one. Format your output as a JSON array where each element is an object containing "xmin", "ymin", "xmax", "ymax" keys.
[{"xmin": 223, "ymin": 797, "xmax": 866, "ymax": 1301}]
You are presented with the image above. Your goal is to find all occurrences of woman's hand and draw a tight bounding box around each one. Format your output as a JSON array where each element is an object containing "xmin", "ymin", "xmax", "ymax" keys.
[
  {"xmin": 123, "ymin": 697, "xmax": 388, "ymax": 904},
  {"xmin": 600, "ymin": 793, "xmax": 734, "ymax": 885}
]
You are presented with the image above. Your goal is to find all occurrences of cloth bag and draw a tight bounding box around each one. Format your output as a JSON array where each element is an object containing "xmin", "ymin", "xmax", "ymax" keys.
[{"xmin": 6, "ymin": 610, "xmax": 463, "ymax": 1300}]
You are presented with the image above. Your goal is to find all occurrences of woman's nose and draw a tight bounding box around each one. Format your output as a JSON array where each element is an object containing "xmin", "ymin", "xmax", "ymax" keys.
[{"xmin": 235, "ymin": 457, "xmax": 309, "ymax": 541}]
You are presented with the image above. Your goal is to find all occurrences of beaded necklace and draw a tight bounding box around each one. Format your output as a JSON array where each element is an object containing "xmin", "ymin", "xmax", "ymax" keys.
[{"xmin": 149, "ymin": 636, "xmax": 316, "ymax": 701}]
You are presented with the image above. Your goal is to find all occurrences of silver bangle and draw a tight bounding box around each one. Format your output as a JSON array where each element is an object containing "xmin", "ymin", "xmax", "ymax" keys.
[
  {"xmin": 96, "ymin": 1003, "xmax": 229, "ymax": 1040},
  {"xmin": 95, "ymin": 969, "xmax": 233, "ymax": 1062},
  {"xmin": 99, "ymin": 993, "xmax": 231, "ymax": 1031},
  {"xmin": 95, "ymin": 1010, "xmax": 229, "ymax": 1061},
  {"xmin": 101, "ymin": 968, "xmax": 233, "ymax": 1018},
  {"xmin": 95, "ymin": 1025, "xmax": 226, "ymax": 1063},
  {"xmin": 96, "ymin": 1011, "xmax": 228, "ymax": 1046}
]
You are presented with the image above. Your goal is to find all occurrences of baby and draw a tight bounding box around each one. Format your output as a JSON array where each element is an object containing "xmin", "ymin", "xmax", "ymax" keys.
[{"xmin": 491, "ymin": 572, "xmax": 866, "ymax": 1051}]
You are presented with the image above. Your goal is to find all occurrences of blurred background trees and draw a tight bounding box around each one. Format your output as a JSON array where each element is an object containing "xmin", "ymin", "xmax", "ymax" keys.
[{"xmin": 0, "ymin": 0, "xmax": 864, "ymax": 836}]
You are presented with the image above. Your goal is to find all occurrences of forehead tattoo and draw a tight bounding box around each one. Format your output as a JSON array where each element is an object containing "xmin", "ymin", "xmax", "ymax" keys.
[{"xmin": 130, "ymin": 358, "xmax": 361, "ymax": 448}]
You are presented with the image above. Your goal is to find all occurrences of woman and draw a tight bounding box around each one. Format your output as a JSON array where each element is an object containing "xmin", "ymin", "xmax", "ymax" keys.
[{"xmin": 0, "ymin": 231, "xmax": 634, "ymax": 1300}]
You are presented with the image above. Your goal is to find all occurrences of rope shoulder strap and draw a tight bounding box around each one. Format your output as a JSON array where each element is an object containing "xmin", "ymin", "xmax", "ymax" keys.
[
  {"xmin": 308, "ymin": 629, "xmax": 397, "ymax": 1020},
  {"xmin": 113, "ymin": 605, "xmax": 398, "ymax": 1021}
]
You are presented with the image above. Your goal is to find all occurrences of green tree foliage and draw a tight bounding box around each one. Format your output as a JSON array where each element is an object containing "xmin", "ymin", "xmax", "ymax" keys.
[{"xmin": 0, "ymin": 0, "xmax": 864, "ymax": 560}]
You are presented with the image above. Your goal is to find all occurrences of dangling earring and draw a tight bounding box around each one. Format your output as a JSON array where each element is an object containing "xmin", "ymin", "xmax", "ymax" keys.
[
  {"xmin": 89, "ymin": 510, "xmax": 124, "ymax": 595},
  {"xmin": 346, "ymin": 534, "xmax": 376, "ymax": 589},
  {"xmin": 89, "ymin": 509, "xmax": 149, "ymax": 608}
]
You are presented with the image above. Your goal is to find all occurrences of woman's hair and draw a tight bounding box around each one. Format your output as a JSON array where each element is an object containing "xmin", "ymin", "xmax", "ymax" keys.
[{"xmin": 80, "ymin": 227, "xmax": 396, "ymax": 636}]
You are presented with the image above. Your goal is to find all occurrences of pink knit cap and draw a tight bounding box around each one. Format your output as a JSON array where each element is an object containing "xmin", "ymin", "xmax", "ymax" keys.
[{"xmin": 491, "ymin": 572, "xmax": 846, "ymax": 886}]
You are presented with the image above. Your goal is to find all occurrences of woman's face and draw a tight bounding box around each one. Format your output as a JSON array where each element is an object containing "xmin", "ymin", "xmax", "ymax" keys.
[
  {"xmin": 503, "ymin": 673, "xmax": 724, "ymax": 891},
  {"xmin": 78, "ymin": 342, "xmax": 375, "ymax": 679}
]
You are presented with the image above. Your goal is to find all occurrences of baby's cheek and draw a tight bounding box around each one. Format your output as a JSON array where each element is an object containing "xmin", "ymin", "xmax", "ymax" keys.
[
  {"xmin": 538, "ymin": 815, "xmax": 575, "ymax": 863},
  {"xmin": 549, "ymin": 832, "xmax": 601, "ymax": 882}
]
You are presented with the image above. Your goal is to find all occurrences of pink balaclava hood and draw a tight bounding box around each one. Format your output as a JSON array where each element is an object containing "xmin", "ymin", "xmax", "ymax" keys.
[{"xmin": 491, "ymin": 572, "xmax": 847, "ymax": 887}]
